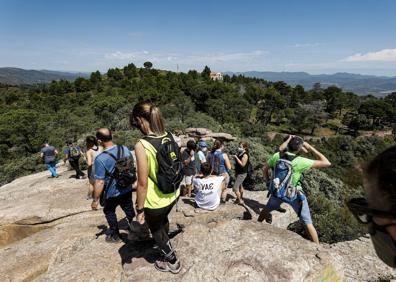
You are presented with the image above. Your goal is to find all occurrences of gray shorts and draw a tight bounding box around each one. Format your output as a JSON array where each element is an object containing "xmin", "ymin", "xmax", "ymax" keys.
[{"xmin": 233, "ymin": 173, "xmax": 247, "ymax": 192}]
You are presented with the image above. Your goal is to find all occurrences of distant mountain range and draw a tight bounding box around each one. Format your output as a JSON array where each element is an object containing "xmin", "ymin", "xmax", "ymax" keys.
[
  {"xmin": 0, "ymin": 67, "xmax": 89, "ymax": 85},
  {"xmin": 226, "ymin": 71, "xmax": 396, "ymax": 96},
  {"xmin": 2, "ymin": 67, "xmax": 396, "ymax": 97}
]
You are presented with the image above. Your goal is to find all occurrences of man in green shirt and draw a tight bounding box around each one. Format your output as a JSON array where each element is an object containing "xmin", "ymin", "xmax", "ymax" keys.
[{"xmin": 259, "ymin": 136, "xmax": 331, "ymax": 244}]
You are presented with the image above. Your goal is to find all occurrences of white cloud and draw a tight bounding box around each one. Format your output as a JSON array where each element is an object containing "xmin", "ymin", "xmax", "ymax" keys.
[{"xmin": 343, "ymin": 49, "xmax": 396, "ymax": 62}]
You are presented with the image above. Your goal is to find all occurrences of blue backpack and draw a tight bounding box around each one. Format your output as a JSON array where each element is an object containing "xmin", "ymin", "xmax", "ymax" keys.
[{"xmin": 268, "ymin": 152, "xmax": 299, "ymax": 204}]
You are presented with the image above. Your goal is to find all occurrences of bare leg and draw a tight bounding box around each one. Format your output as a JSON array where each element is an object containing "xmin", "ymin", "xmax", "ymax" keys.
[
  {"xmin": 305, "ymin": 224, "xmax": 319, "ymax": 244},
  {"xmin": 186, "ymin": 185, "xmax": 192, "ymax": 197},
  {"xmin": 221, "ymin": 187, "xmax": 228, "ymax": 202},
  {"xmin": 235, "ymin": 191, "xmax": 241, "ymax": 202},
  {"xmin": 240, "ymin": 186, "xmax": 244, "ymax": 203}
]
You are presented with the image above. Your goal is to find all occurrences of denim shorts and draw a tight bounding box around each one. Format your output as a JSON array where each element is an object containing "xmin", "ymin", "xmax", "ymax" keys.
[{"xmin": 265, "ymin": 195, "xmax": 313, "ymax": 225}]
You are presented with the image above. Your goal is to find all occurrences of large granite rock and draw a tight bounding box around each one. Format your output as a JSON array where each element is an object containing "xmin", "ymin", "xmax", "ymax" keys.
[{"xmin": 0, "ymin": 170, "xmax": 395, "ymax": 282}]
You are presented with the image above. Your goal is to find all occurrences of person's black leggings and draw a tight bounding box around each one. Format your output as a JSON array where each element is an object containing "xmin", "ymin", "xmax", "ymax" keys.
[
  {"xmin": 145, "ymin": 201, "xmax": 177, "ymax": 262},
  {"xmin": 103, "ymin": 191, "xmax": 135, "ymax": 233},
  {"xmin": 69, "ymin": 158, "xmax": 85, "ymax": 178}
]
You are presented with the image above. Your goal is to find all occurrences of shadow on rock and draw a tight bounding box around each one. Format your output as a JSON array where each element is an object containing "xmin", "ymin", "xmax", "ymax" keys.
[
  {"xmin": 243, "ymin": 197, "xmax": 266, "ymax": 215},
  {"xmin": 118, "ymin": 223, "xmax": 185, "ymax": 266}
]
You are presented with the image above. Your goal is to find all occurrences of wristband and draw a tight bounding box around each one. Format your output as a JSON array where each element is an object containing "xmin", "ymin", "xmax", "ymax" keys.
[{"xmin": 136, "ymin": 207, "xmax": 144, "ymax": 214}]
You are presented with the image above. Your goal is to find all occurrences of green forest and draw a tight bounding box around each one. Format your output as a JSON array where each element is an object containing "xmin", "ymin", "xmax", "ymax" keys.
[{"xmin": 1, "ymin": 62, "xmax": 395, "ymax": 243}]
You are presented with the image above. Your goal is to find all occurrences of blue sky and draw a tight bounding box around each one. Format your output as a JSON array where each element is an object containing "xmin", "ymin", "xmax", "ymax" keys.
[{"xmin": 1, "ymin": 0, "xmax": 396, "ymax": 75}]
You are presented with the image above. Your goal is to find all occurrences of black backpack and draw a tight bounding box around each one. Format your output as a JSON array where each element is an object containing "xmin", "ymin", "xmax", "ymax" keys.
[
  {"xmin": 144, "ymin": 132, "xmax": 183, "ymax": 194},
  {"xmin": 102, "ymin": 145, "xmax": 137, "ymax": 189}
]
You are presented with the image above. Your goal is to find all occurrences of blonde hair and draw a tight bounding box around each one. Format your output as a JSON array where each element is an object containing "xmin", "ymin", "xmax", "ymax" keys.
[{"xmin": 131, "ymin": 101, "xmax": 165, "ymax": 135}]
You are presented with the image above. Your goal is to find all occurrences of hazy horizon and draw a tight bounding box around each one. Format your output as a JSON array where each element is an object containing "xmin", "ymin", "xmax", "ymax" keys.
[{"xmin": 1, "ymin": 0, "xmax": 395, "ymax": 76}]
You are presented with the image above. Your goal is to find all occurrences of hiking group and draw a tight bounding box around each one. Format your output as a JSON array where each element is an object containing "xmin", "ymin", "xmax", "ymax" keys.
[{"xmin": 41, "ymin": 101, "xmax": 396, "ymax": 272}]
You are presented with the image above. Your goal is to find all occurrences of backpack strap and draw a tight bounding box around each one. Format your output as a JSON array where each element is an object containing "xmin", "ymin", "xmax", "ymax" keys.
[
  {"xmin": 102, "ymin": 150, "xmax": 117, "ymax": 162},
  {"xmin": 280, "ymin": 150, "xmax": 296, "ymax": 162}
]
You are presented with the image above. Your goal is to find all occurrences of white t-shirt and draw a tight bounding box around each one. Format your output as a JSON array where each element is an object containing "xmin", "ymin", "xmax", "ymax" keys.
[{"xmin": 194, "ymin": 176, "xmax": 224, "ymax": 211}]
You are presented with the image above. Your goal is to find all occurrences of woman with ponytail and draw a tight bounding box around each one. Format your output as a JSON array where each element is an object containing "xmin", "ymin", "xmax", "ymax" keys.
[{"xmin": 131, "ymin": 101, "xmax": 181, "ymax": 274}]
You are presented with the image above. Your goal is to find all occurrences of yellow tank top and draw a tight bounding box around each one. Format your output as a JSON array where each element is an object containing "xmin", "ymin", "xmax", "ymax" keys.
[{"xmin": 139, "ymin": 133, "xmax": 180, "ymax": 209}]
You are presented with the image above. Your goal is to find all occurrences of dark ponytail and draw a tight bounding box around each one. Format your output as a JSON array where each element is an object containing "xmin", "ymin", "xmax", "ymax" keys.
[{"xmin": 86, "ymin": 135, "xmax": 98, "ymax": 150}]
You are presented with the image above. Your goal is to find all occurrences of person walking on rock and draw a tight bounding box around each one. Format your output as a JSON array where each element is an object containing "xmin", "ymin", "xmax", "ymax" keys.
[
  {"xmin": 40, "ymin": 141, "xmax": 59, "ymax": 178},
  {"xmin": 232, "ymin": 141, "xmax": 250, "ymax": 205},
  {"xmin": 258, "ymin": 135, "xmax": 331, "ymax": 244},
  {"xmin": 85, "ymin": 136, "xmax": 102, "ymax": 199},
  {"xmin": 63, "ymin": 140, "xmax": 85, "ymax": 179},
  {"xmin": 91, "ymin": 128, "xmax": 135, "ymax": 243},
  {"xmin": 131, "ymin": 101, "xmax": 182, "ymax": 274}
]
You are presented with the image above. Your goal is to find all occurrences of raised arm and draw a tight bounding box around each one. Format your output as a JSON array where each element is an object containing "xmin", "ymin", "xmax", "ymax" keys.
[
  {"xmin": 304, "ymin": 142, "xmax": 331, "ymax": 168},
  {"xmin": 234, "ymin": 154, "xmax": 248, "ymax": 167},
  {"xmin": 279, "ymin": 135, "xmax": 293, "ymax": 152}
]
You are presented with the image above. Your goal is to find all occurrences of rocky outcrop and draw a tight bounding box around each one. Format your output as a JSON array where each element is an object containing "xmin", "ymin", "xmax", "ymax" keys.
[
  {"xmin": 0, "ymin": 169, "xmax": 395, "ymax": 281},
  {"xmin": 180, "ymin": 128, "xmax": 236, "ymax": 148}
]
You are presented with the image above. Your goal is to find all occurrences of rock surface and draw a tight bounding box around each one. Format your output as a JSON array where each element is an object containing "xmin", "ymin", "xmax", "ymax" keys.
[
  {"xmin": 180, "ymin": 128, "xmax": 236, "ymax": 148},
  {"xmin": 0, "ymin": 169, "xmax": 395, "ymax": 281}
]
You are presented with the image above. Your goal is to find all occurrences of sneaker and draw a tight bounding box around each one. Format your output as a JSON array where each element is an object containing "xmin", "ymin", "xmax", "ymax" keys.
[
  {"xmin": 265, "ymin": 213, "xmax": 273, "ymax": 224},
  {"xmin": 155, "ymin": 259, "xmax": 181, "ymax": 274},
  {"xmin": 105, "ymin": 232, "xmax": 121, "ymax": 243}
]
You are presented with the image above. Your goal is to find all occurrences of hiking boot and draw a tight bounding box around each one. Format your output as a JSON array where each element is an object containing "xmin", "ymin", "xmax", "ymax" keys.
[
  {"xmin": 258, "ymin": 211, "xmax": 272, "ymax": 223},
  {"xmin": 105, "ymin": 232, "xmax": 121, "ymax": 243},
  {"xmin": 154, "ymin": 258, "xmax": 181, "ymax": 274},
  {"xmin": 265, "ymin": 213, "xmax": 273, "ymax": 224}
]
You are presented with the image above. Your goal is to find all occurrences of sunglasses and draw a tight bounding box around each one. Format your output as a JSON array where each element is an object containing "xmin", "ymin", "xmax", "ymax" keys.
[{"xmin": 347, "ymin": 197, "xmax": 396, "ymax": 224}]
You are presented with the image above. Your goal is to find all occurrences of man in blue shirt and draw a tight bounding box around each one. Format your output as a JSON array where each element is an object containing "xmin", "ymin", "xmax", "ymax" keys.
[{"xmin": 91, "ymin": 128, "xmax": 135, "ymax": 243}]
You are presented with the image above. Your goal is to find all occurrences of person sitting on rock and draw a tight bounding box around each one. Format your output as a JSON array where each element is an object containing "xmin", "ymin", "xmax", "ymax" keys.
[
  {"xmin": 347, "ymin": 145, "xmax": 396, "ymax": 268},
  {"xmin": 40, "ymin": 141, "xmax": 59, "ymax": 178},
  {"xmin": 258, "ymin": 135, "xmax": 331, "ymax": 244},
  {"xmin": 194, "ymin": 162, "xmax": 227, "ymax": 211},
  {"xmin": 91, "ymin": 128, "xmax": 135, "ymax": 243}
]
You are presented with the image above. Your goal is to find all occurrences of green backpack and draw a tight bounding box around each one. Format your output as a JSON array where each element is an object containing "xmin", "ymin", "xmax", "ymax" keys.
[{"xmin": 69, "ymin": 146, "xmax": 80, "ymax": 159}]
